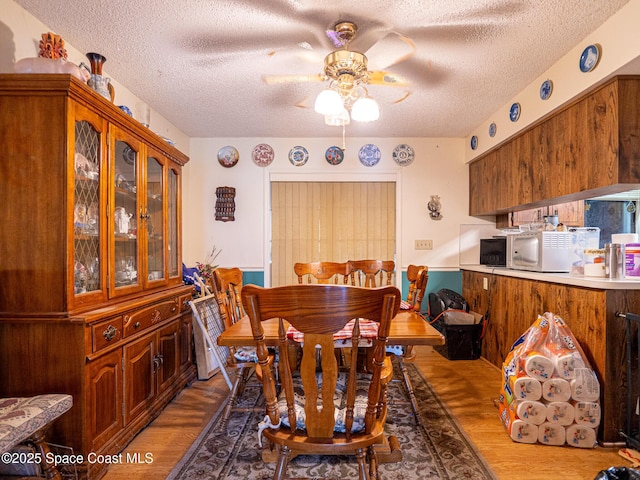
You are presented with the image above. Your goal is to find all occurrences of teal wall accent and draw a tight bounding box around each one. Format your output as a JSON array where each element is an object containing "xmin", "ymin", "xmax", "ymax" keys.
[
  {"xmin": 243, "ymin": 271, "xmax": 264, "ymax": 287},
  {"xmin": 242, "ymin": 270, "xmax": 461, "ymax": 299}
]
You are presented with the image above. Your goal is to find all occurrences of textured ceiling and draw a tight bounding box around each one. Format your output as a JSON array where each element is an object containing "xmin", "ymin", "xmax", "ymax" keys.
[{"xmin": 13, "ymin": 0, "xmax": 631, "ymax": 138}]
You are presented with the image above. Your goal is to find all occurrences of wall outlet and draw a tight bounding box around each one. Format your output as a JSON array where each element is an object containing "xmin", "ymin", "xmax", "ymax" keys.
[
  {"xmin": 415, "ymin": 239, "xmax": 433, "ymax": 250},
  {"xmin": 483, "ymin": 277, "xmax": 489, "ymax": 290}
]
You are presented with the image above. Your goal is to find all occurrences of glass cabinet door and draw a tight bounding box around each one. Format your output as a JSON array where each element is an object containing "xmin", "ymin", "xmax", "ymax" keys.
[
  {"xmin": 168, "ymin": 168, "xmax": 179, "ymax": 279},
  {"xmin": 146, "ymin": 154, "xmax": 165, "ymax": 284},
  {"xmin": 110, "ymin": 126, "xmax": 142, "ymax": 296},
  {"xmin": 73, "ymin": 106, "xmax": 106, "ymax": 306}
]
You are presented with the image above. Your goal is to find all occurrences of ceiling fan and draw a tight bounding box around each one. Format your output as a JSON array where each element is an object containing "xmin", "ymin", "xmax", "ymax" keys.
[{"xmin": 263, "ymin": 20, "xmax": 415, "ymax": 123}]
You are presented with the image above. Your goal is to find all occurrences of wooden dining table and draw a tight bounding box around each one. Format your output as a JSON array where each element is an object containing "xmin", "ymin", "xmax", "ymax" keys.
[
  {"xmin": 217, "ymin": 308, "xmax": 444, "ymax": 462},
  {"xmin": 216, "ymin": 310, "xmax": 445, "ymax": 348}
]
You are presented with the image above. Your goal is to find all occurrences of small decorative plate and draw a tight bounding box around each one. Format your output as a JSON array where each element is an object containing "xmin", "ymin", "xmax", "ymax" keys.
[
  {"xmin": 358, "ymin": 144, "xmax": 381, "ymax": 167},
  {"xmin": 288, "ymin": 146, "xmax": 309, "ymax": 166},
  {"xmin": 540, "ymin": 79, "xmax": 553, "ymax": 100},
  {"xmin": 470, "ymin": 135, "xmax": 478, "ymax": 150},
  {"xmin": 489, "ymin": 122, "xmax": 497, "ymax": 138},
  {"xmin": 252, "ymin": 143, "xmax": 274, "ymax": 167},
  {"xmin": 325, "ymin": 146, "xmax": 344, "ymax": 165},
  {"xmin": 392, "ymin": 144, "xmax": 415, "ymax": 166},
  {"xmin": 580, "ymin": 44, "xmax": 600, "ymax": 73},
  {"xmin": 217, "ymin": 146, "xmax": 239, "ymax": 168},
  {"xmin": 509, "ymin": 102, "xmax": 521, "ymax": 122}
]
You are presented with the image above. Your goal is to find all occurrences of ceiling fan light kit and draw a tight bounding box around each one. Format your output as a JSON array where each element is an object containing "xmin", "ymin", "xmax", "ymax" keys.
[
  {"xmin": 314, "ymin": 88, "xmax": 344, "ymax": 116},
  {"xmin": 351, "ymin": 95, "xmax": 380, "ymax": 122}
]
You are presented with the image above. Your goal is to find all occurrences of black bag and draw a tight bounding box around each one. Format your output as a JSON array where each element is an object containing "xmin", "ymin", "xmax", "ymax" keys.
[{"xmin": 428, "ymin": 288, "xmax": 469, "ymax": 320}]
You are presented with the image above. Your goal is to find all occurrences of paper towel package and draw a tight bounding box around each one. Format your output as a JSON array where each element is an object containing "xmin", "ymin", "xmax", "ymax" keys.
[
  {"xmin": 542, "ymin": 378, "xmax": 572, "ymax": 402},
  {"xmin": 500, "ymin": 312, "xmax": 600, "ymax": 448},
  {"xmin": 538, "ymin": 422, "xmax": 566, "ymax": 446},
  {"xmin": 573, "ymin": 401, "xmax": 601, "ymax": 427},
  {"xmin": 523, "ymin": 352, "xmax": 555, "ymax": 381},
  {"xmin": 546, "ymin": 401, "xmax": 575, "ymax": 426},
  {"xmin": 514, "ymin": 400, "xmax": 547, "ymax": 425},
  {"xmin": 566, "ymin": 425, "xmax": 598, "ymax": 448},
  {"xmin": 510, "ymin": 376, "xmax": 542, "ymax": 401},
  {"xmin": 571, "ymin": 368, "xmax": 600, "ymax": 402},
  {"xmin": 509, "ymin": 419, "xmax": 539, "ymax": 444},
  {"xmin": 554, "ymin": 350, "xmax": 586, "ymax": 379}
]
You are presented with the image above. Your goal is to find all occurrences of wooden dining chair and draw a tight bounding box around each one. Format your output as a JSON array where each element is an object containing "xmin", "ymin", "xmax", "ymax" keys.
[
  {"xmin": 387, "ymin": 265, "xmax": 429, "ymax": 425},
  {"xmin": 350, "ymin": 260, "xmax": 395, "ymax": 288},
  {"xmin": 211, "ymin": 267, "xmax": 272, "ymax": 430},
  {"xmin": 294, "ymin": 261, "xmax": 354, "ymax": 284},
  {"xmin": 242, "ymin": 284, "xmax": 401, "ymax": 480}
]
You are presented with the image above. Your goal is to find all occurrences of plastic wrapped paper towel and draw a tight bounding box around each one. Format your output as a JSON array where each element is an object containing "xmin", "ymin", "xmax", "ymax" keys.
[
  {"xmin": 566, "ymin": 425, "xmax": 598, "ymax": 448},
  {"xmin": 510, "ymin": 376, "xmax": 542, "ymax": 401},
  {"xmin": 538, "ymin": 422, "xmax": 566, "ymax": 446},
  {"xmin": 515, "ymin": 400, "xmax": 547, "ymax": 425},
  {"xmin": 555, "ymin": 350, "xmax": 586, "ymax": 379},
  {"xmin": 546, "ymin": 402, "xmax": 575, "ymax": 426},
  {"xmin": 523, "ymin": 352, "xmax": 554, "ymax": 381},
  {"xmin": 573, "ymin": 401, "xmax": 601, "ymax": 427},
  {"xmin": 542, "ymin": 378, "xmax": 572, "ymax": 402},
  {"xmin": 571, "ymin": 368, "xmax": 600, "ymax": 402}
]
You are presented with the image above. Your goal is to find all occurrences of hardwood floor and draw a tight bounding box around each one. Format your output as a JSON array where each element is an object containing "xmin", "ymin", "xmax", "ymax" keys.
[{"xmin": 103, "ymin": 346, "xmax": 626, "ymax": 480}]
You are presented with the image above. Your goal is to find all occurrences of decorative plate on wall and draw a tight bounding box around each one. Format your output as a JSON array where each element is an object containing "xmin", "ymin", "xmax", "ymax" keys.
[
  {"xmin": 392, "ymin": 144, "xmax": 415, "ymax": 166},
  {"xmin": 470, "ymin": 135, "xmax": 478, "ymax": 150},
  {"xmin": 251, "ymin": 143, "xmax": 274, "ymax": 167},
  {"xmin": 540, "ymin": 79, "xmax": 553, "ymax": 100},
  {"xmin": 217, "ymin": 145, "xmax": 239, "ymax": 168},
  {"xmin": 489, "ymin": 122, "xmax": 497, "ymax": 138},
  {"xmin": 325, "ymin": 146, "xmax": 344, "ymax": 165},
  {"xmin": 580, "ymin": 44, "xmax": 601, "ymax": 73},
  {"xmin": 288, "ymin": 146, "xmax": 309, "ymax": 166},
  {"xmin": 358, "ymin": 144, "xmax": 381, "ymax": 167},
  {"xmin": 509, "ymin": 102, "xmax": 521, "ymax": 122}
]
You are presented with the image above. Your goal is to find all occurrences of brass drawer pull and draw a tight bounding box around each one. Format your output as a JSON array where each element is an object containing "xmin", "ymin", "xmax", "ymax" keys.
[
  {"xmin": 134, "ymin": 322, "xmax": 141, "ymax": 329},
  {"xmin": 103, "ymin": 325, "xmax": 119, "ymax": 341}
]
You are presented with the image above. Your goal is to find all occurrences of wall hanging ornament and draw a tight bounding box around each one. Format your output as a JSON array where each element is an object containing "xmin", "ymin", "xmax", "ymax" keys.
[
  {"xmin": 428, "ymin": 194, "xmax": 443, "ymax": 220},
  {"xmin": 215, "ymin": 186, "xmax": 236, "ymax": 222}
]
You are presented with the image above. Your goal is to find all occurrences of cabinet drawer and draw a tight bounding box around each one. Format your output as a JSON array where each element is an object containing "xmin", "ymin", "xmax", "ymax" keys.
[
  {"xmin": 92, "ymin": 317, "xmax": 124, "ymax": 352},
  {"xmin": 179, "ymin": 293, "xmax": 192, "ymax": 312},
  {"xmin": 123, "ymin": 299, "xmax": 179, "ymax": 337}
]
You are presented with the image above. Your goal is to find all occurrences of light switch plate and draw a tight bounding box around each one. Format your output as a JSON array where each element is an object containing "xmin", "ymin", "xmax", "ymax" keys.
[{"xmin": 415, "ymin": 239, "xmax": 433, "ymax": 250}]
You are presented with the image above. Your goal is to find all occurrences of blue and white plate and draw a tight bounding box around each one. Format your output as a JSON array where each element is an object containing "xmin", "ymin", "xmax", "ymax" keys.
[
  {"xmin": 509, "ymin": 102, "xmax": 521, "ymax": 122},
  {"xmin": 580, "ymin": 44, "xmax": 600, "ymax": 73},
  {"xmin": 288, "ymin": 146, "xmax": 309, "ymax": 166},
  {"xmin": 325, "ymin": 146, "xmax": 344, "ymax": 165},
  {"xmin": 489, "ymin": 122, "xmax": 497, "ymax": 138},
  {"xmin": 358, "ymin": 144, "xmax": 381, "ymax": 167},
  {"xmin": 540, "ymin": 79, "xmax": 553, "ymax": 100},
  {"xmin": 470, "ymin": 135, "xmax": 478, "ymax": 150},
  {"xmin": 392, "ymin": 144, "xmax": 415, "ymax": 166}
]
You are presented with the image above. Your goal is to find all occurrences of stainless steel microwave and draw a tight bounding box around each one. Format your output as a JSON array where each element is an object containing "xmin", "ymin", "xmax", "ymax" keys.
[{"xmin": 506, "ymin": 231, "xmax": 573, "ymax": 272}]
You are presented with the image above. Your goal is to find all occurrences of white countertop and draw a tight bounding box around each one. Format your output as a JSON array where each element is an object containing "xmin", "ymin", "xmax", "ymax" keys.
[{"xmin": 461, "ymin": 264, "xmax": 640, "ymax": 290}]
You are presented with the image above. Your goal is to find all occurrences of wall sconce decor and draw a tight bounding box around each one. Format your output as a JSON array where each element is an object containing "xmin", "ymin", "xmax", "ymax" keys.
[
  {"xmin": 427, "ymin": 194, "xmax": 442, "ymax": 220},
  {"xmin": 215, "ymin": 186, "xmax": 236, "ymax": 222}
]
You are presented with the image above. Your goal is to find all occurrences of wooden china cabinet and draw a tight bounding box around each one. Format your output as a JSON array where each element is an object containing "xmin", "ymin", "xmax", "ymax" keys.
[{"xmin": 0, "ymin": 74, "xmax": 195, "ymax": 479}]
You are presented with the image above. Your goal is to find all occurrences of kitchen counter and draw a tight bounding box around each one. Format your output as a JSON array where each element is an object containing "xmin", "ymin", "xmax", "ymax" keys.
[{"xmin": 461, "ymin": 264, "xmax": 640, "ymax": 290}]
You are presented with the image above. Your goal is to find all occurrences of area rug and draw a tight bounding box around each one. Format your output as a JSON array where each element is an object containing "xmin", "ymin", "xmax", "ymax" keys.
[{"xmin": 167, "ymin": 363, "xmax": 497, "ymax": 479}]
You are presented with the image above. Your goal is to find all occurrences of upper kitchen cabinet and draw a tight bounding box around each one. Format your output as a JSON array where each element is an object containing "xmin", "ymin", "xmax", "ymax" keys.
[
  {"xmin": 0, "ymin": 74, "xmax": 187, "ymax": 313},
  {"xmin": 469, "ymin": 76, "xmax": 640, "ymax": 216}
]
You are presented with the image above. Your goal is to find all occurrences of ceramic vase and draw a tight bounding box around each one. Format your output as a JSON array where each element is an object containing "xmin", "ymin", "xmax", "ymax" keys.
[{"xmin": 85, "ymin": 52, "xmax": 112, "ymax": 101}]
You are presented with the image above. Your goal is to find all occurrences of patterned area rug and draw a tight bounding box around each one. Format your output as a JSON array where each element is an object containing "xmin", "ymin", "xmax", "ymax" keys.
[{"xmin": 167, "ymin": 363, "xmax": 496, "ymax": 479}]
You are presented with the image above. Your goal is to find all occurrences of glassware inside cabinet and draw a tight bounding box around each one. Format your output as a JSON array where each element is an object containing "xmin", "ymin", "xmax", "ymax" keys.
[
  {"xmin": 147, "ymin": 156, "xmax": 165, "ymax": 282},
  {"xmin": 114, "ymin": 140, "xmax": 139, "ymax": 288},
  {"xmin": 74, "ymin": 120, "xmax": 101, "ymax": 294}
]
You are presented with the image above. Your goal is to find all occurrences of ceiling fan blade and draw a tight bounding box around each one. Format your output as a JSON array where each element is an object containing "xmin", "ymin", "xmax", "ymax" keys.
[
  {"xmin": 365, "ymin": 32, "xmax": 416, "ymax": 70},
  {"xmin": 262, "ymin": 74, "xmax": 325, "ymax": 85},
  {"xmin": 367, "ymin": 70, "xmax": 409, "ymax": 87},
  {"xmin": 391, "ymin": 91, "xmax": 412, "ymax": 104}
]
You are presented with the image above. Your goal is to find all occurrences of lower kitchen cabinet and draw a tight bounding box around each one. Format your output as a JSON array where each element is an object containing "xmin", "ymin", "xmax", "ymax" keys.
[{"xmin": 462, "ymin": 269, "xmax": 640, "ymax": 444}]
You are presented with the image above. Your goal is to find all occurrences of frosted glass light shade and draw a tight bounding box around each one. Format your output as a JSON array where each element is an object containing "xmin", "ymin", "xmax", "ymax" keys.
[
  {"xmin": 314, "ymin": 89, "xmax": 344, "ymax": 116},
  {"xmin": 351, "ymin": 96, "xmax": 380, "ymax": 122},
  {"xmin": 324, "ymin": 107, "xmax": 350, "ymax": 126}
]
